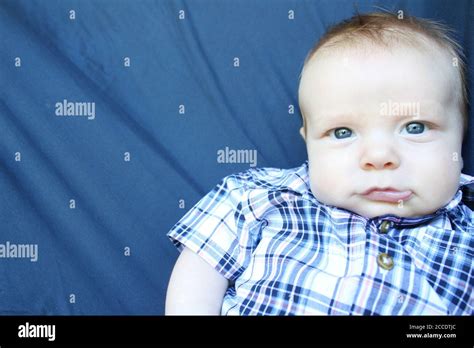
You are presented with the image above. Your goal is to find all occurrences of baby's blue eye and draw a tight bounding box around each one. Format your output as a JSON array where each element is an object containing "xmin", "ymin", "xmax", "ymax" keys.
[
  {"xmin": 405, "ymin": 122, "xmax": 425, "ymax": 134},
  {"xmin": 333, "ymin": 127, "xmax": 352, "ymax": 139}
]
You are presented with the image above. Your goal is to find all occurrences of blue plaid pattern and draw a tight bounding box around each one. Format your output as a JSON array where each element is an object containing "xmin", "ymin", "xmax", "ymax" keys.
[{"xmin": 167, "ymin": 161, "xmax": 474, "ymax": 315}]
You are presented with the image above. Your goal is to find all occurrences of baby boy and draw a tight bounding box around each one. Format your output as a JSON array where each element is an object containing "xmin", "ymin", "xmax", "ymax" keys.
[{"xmin": 165, "ymin": 12, "xmax": 473, "ymax": 315}]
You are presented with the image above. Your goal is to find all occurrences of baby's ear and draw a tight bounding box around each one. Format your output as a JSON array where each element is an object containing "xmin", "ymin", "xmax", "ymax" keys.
[{"xmin": 299, "ymin": 127, "xmax": 306, "ymax": 142}]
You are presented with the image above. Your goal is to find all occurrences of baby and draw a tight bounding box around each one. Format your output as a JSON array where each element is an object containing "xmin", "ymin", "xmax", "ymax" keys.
[{"xmin": 165, "ymin": 12, "xmax": 473, "ymax": 315}]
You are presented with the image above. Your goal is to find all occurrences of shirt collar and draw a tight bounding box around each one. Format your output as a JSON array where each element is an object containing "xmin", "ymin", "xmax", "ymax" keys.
[{"xmin": 286, "ymin": 160, "xmax": 474, "ymax": 226}]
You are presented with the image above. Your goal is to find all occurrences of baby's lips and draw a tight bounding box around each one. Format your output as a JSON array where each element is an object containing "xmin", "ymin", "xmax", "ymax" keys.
[{"xmin": 362, "ymin": 189, "xmax": 413, "ymax": 203}]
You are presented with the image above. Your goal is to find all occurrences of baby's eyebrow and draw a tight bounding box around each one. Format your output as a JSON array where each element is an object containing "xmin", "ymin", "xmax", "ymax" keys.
[
  {"xmin": 315, "ymin": 110, "xmax": 444, "ymax": 128},
  {"xmin": 313, "ymin": 113, "xmax": 358, "ymax": 129}
]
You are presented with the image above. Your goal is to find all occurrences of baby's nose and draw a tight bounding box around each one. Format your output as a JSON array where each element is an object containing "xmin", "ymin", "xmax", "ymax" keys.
[{"xmin": 359, "ymin": 137, "xmax": 400, "ymax": 170}]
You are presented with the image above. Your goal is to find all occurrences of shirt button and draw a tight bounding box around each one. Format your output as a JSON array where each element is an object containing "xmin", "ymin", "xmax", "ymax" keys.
[
  {"xmin": 377, "ymin": 253, "xmax": 394, "ymax": 270},
  {"xmin": 379, "ymin": 220, "xmax": 393, "ymax": 234}
]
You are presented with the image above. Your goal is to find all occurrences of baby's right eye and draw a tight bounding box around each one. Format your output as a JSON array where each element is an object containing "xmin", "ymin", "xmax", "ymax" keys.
[{"xmin": 331, "ymin": 127, "xmax": 353, "ymax": 139}]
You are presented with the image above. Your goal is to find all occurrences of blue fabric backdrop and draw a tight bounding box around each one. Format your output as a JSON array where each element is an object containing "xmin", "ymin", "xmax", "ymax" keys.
[{"xmin": 0, "ymin": 0, "xmax": 472, "ymax": 314}]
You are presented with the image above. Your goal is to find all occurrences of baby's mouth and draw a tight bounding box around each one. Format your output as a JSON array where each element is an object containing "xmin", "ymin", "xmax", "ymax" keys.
[{"xmin": 361, "ymin": 188, "xmax": 413, "ymax": 203}]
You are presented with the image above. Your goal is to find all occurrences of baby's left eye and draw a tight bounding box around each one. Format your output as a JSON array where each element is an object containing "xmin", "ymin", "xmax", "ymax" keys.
[
  {"xmin": 332, "ymin": 127, "xmax": 353, "ymax": 139},
  {"xmin": 403, "ymin": 122, "xmax": 425, "ymax": 134}
]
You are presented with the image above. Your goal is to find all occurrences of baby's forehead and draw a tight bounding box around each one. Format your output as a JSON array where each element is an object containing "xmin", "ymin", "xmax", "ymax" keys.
[
  {"xmin": 301, "ymin": 40, "xmax": 461, "ymax": 105},
  {"xmin": 310, "ymin": 28, "xmax": 451, "ymax": 59},
  {"xmin": 308, "ymin": 35, "xmax": 454, "ymax": 71}
]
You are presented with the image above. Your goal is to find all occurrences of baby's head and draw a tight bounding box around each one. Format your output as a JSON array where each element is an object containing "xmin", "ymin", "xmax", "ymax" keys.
[{"xmin": 298, "ymin": 12, "xmax": 468, "ymax": 219}]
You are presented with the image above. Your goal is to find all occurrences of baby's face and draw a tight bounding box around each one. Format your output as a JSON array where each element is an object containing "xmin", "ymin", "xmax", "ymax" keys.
[{"xmin": 299, "ymin": 44, "xmax": 464, "ymax": 218}]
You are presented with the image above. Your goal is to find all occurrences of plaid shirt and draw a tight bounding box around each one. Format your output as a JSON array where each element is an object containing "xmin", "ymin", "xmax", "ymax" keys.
[{"xmin": 167, "ymin": 161, "xmax": 474, "ymax": 315}]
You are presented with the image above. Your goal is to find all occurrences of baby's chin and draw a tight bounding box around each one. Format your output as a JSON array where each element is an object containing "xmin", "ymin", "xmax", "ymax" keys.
[
  {"xmin": 350, "ymin": 206, "xmax": 421, "ymax": 219},
  {"xmin": 341, "ymin": 201, "xmax": 437, "ymax": 219}
]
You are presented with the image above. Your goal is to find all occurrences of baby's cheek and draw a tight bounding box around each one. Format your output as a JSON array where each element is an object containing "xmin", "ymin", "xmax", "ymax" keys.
[
  {"xmin": 309, "ymin": 168, "xmax": 343, "ymax": 205},
  {"xmin": 414, "ymin": 148, "xmax": 460, "ymax": 181},
  {"xmin": 429, "ymin": 160, "xmax": 460, "ymax": 203},
  {"xmin": 406, "ymin": 149, "xmax": 460, "ymax": 208},
  {"xmin": 308, "ymin": 150, "xmax": 350, "ymax": 203}
]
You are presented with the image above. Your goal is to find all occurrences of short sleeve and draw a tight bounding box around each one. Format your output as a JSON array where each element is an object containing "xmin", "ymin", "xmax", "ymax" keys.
[{"xmin": 166, "ymin": 173, "xmax": 258, "ymax": 281}]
